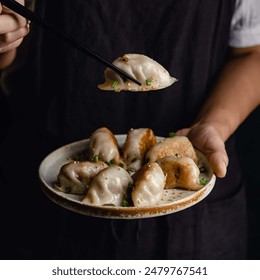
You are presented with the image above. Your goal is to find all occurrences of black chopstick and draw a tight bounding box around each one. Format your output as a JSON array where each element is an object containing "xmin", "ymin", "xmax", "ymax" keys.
[{"xmin": 1, "ymin": 0, "xmax": 142, "ymax": 86}]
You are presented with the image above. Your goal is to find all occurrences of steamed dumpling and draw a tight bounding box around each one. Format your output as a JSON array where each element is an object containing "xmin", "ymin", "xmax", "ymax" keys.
[
  {"xmin": 98, "ymin": 54, "xmax": 177, "ymax": 92},
  {"xmin": 88, "ymin": 127, "xmax": 121, "ymax": 165},
  {"xmin": 156, "ymin": 156, "xmax": 203, "ymax": 191},
  {"xmin": 122, "ymin": 128, "xmax": 157, "ymax": 172},
  {"xmin": 56, "ymin": 160, "xmax": 108, "ymax": 194},
  {"xmin": 82, "ymin": 166, "xmax": 133, "ymax": 206},
  {"xmin": 131, "ymin": 162, "xmax": 166, "ymax": 207}
]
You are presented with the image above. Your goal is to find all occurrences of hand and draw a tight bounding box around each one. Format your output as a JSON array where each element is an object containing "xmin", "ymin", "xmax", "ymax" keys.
[
  {"xmin": 176, "ymin": 122, "xmax": 229, "ymax": 178},
  {"xmin": 0, "ymin": 0, "xmax": 29, "ymax": 54}
]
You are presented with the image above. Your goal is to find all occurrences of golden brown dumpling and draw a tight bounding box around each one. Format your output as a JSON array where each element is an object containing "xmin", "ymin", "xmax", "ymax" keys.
[
  {"xmin": 156, "ymin": 156, "xmax": 202, "ymax": 191},
  {"xmin": 122, "ymin": 128, "xmax": 157, "ymax": 172},
  {"xmin": 146, "ymin": 136, "xmax": 199, "ymax": 164}
]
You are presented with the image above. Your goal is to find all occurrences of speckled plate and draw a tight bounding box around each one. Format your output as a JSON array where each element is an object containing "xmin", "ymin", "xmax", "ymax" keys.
[{"xmin": 39, "ymin": 135, "xmax": 216, "ymax": 219}]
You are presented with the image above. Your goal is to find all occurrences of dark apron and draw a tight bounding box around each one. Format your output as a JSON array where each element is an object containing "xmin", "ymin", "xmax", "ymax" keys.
[{"xmin": 1, "ymin": 0, "xmax": 247, "ymax": 259}]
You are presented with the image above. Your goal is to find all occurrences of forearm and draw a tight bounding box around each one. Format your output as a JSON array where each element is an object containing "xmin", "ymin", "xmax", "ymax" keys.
[{"xmin": 198, "ymin": 47, "xmax": 260, "ymax": 142}]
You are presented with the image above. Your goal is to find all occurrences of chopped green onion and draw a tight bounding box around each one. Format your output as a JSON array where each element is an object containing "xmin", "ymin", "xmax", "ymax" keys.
[
  {"xmin": 107, "ymin": 159, "xmax": 115, "ymax": 166},
  {"xmin": 175, "ymin": 153, "xmax": 181, "ymax": 158},
  {"xmin": 121, "ymin": 199, "xmax": 129, "ymax": 207},
  {"xmin": 65, "ymin": 187, "xmax": 72, "ymax": 193},
  {"xmin": 146, "ymin": 79, "xmax": 152, "ymax": 86},
  {"xmin": 169, "ymin": 132, "xmax": 176, "ymax": 138},
  {"xmin": 200, "ymin": 177, "xmax": 208, "ymax": 185},
  {"xmin": 92, "ymin": 155, "xmax": 99, "ymax": 162},
  {"xmin": 112, "ymin": 80, "xmax": 119, "ymax": 89}
]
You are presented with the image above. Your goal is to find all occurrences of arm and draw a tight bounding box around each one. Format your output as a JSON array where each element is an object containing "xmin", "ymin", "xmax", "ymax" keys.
[
  {"xmin": 0, "ymin": 0, "xmax": 29, "ymax": 69},
  {"xmin": 177, "ymin": 45, "xmax": 260, "ymax": 178}
]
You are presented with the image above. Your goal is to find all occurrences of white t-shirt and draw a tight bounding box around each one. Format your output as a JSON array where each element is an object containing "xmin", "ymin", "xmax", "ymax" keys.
[{"xmin": 229, "ymin": 0, "xmax": 260, "ymax": 47}]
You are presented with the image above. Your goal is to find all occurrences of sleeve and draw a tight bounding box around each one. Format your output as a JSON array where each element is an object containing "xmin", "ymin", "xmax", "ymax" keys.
[{"xmin": 229, "ymin": 0, "xmax": 260, "ymax": 48}]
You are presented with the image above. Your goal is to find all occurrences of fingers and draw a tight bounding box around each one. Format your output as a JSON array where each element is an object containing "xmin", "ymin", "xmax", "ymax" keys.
[
  {"xmin": 202, "ymin": 138, "xmax": 229, "ymax": 178},
  {"xmin": 0, "ymin": 9, "xmax": 28, "ymax": 33},
  {"xmin": 0, "ymin": 5, "xmax": 29, "ymax": 53},
  {"xmin": 0, "ymin": 26, "xmax": 29, "ymax": 48},
  {"xmin": 208, "ymin": 151, "xmax": 228, "ymax": 178},
  {"xmin": 176, "ymin": 123, "xmax": 229, "ymax": 178},
  {"xmin": 176, "ymin": 128, "xmax": 190, "ymax": 136}
]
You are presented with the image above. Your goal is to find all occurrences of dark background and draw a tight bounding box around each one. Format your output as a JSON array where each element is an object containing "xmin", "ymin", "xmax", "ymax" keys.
[{"xmin": 236, "ymin": 107, "xmax": 260, "ymax": 259}]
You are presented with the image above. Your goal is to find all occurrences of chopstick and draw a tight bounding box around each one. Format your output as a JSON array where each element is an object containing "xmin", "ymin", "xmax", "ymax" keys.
[{"xmin": 1, "ymin": 0, "xmax": 142, "ymax": 86}]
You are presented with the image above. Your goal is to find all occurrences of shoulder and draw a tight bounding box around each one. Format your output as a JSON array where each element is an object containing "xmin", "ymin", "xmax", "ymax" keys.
[{"xmin": 229, "ymin": 0, "xmax": 260, "ymax": 47}]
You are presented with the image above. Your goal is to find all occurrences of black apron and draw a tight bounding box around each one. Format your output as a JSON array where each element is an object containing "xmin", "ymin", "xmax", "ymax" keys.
[{"xmin": 1, "ymin": 0, "xmax": 247, "ymax": 259}]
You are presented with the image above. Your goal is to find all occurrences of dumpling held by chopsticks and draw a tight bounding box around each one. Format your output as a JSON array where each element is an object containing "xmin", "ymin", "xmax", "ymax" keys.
[{"xmin": 98, "ymin": 54, "xmax": 177, "ymax": 92}]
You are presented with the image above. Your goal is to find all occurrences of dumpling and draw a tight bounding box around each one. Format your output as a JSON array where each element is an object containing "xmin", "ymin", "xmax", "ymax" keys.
[
  {"xmin": 146, "ymin": 136, "xmax": 199, "ymax": 164},
  {"xmin": 122, "ymin": 128, "xmax": 157, "ymax": 172},
  {"xmin": 82, "ymin": 166, "xmax": 133, "ymax": 206},
  {"xmin": 156, "ymin": 156, "xmax": 202, "ymax": 191},
  {"xmin": 56, "ymin": 161, "xmax": 108, "ymax": 194},
  {"xmin": 98, "ymin": 54, "xmax": 177, "ymax": 92},
  {"xmin": 131, "ymin": 162, "xmax": 166, "ymax": 207},
  {"xmin": 88, "ymin": 127, "xmax": 122, "ymax": 165}
]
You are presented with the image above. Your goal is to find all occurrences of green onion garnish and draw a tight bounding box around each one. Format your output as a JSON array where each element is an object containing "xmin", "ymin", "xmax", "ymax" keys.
[
  {"xmin": 146, "ymin": 79, "xmax": 152, "ymax": 86},
  {"xmin": 200, "ymin": 177, "xmax": 208, "ymax": 185},
  {"xmin": 169, "ymin": 132, "xmax": 176, "ymax": 138},
  {"xmin": 112, "ymin": 80, "xmax": 119, "ymax": 89},
  {"xmin": 65, "ymin": 187, "xmax": 72, "ymax": 193},
  {"xmin": 92, "ymin": 155, "xmax": 99, "ymax": 162},
  {"xmin": 107, "ymin": 159, "xmax": 115, "ymax": 166},
  {"xmin": 121, "ymin": 199, "xmax": 129, "ymax": 207}
]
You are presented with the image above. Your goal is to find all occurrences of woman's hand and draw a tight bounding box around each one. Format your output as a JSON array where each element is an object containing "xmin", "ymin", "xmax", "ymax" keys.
[
  {"xmin": 176, "ymin": 122, "xmax": 229, "ymax": 178},
  {"xmin": 0, "ymin": 0, "xmax": 29, "ymax": 68}
]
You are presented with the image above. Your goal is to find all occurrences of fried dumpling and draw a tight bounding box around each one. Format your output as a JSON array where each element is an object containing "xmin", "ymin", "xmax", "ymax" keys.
[
  {"xmin": 122, "ymin": 128, "xmax": 157, "ymax": 172},
  {"xmin": 88, "ymin": 127, "xmax": 121, "ymax": 165},
  {"xmin": 82, "ymin": 166, "xmax": 133, "ymax": 206},
  {"xmin": 131, "ymin": 162, "xmax": 166, "ymax": 207},
  {"xmin": 156, "ymin": 156, "xmax": 202, "ymax": 191},
  {"xmin": 146, "ymin": 136, "xmax": 199, "ymax": 164},
  {"xmin": 98, "ymin": 54, "xmax": 177, "ymax": 92},
  {"xmin": 56, "ymin": 161, "xmax": 108, "ymax": 194}
]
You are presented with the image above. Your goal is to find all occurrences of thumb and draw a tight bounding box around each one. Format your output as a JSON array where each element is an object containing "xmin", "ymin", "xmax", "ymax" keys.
[
  {"xmin": 177, "ymin": 124, "xmax": 229, "ymax": 178},
  {"xmin": 175, "ymin": 128, "xmax": 190, "ymax": 137},
  {"xmin": 190, "ymin": 125, "xmax": 229, "ymax": 178},
  {"xmin": 206, "ymin": 148, "xmax": 228, "ymax": 178}
]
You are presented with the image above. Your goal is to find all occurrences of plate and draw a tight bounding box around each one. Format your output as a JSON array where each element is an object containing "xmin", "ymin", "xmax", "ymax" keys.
[{"xmin": 39, "ymin": 135, "xmax": 216, "ymax": 219}]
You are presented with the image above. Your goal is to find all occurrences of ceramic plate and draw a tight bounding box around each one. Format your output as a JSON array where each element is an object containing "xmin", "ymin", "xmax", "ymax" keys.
[{"xmin": 39, "ymin": 135, "xmax": 216, "ymax": 219}]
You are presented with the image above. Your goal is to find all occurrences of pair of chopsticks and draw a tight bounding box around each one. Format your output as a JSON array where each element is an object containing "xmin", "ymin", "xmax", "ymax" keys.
[{"xmin": 1, "ymin": 0, "xmax": 141, "ymax": 86}]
